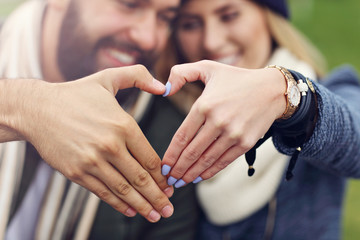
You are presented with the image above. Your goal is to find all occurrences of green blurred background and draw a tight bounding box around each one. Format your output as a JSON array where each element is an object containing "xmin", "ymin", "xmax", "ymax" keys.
[
  {"xmin": 1, "ymin": 0, "xmax": 359, "ymax": 239},
  {"xmin": 289, "ymin": 1, "xmax": 360, "ymax": 239}
]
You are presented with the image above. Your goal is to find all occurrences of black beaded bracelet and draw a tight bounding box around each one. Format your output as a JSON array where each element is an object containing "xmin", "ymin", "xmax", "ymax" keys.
[
  {"xmin": 273, "ymin": 70, "xmax": 317, "ymax": 145},
  {"xmin": 245, "ymin": 69, "xmax": 318, "ymax": 180}
]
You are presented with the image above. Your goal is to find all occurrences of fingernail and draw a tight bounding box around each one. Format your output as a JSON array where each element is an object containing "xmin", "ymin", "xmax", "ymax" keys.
[
  {"xmin": 161, "ymin": 205, "xmax": 174, "ymax": 218},
  {"xmin": 162, "ymin": 82, "xmax": 172, "ymax": 97},
  {"xmin": 167, "ymin": 176, "xmax": 177, "ymax": 186},
  {"xmin": 161, "ymin": 164, "xmax": 171, "ymax": 176},
  {"xmin": 193, "ymin": 176, "xmax": 203, "ymax": 184},
  {"xmin": 174, "ymin": 179, "xmax": 186, "ymax": 188},
  {"xmin": 148, "ymin": 210, "xmax": 161, "ymax": 222},
  {"xmin": 125, "ymin": 207, "xmax": 137, "ymax": 217},
  {"xmin": 153, "ymin": 78, "xmax": 165, "ymax": 91},
  {"xmin": 163, "ymin": 187, "xmax": 174, "ymax": 198}
]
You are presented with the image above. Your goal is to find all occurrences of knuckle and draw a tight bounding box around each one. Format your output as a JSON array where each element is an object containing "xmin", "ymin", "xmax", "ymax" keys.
[
  {"xmin": 170, "ymin": 65, "xmax": 181, "ymax": 76},
  {"xmin": 134, "ymin": 64, "xmax": 147, "ymax": 72},
  {"xmin": 136, "ymin": 204, "xmax": 152, "ymax": 215},
  {"xmin": 131, "ymin": 64, "xmax": 148, "ymax": 78},
  {"xmin": 183, "ymin": 173, "xmax": 198, "ymax": 183},
  {"xmin": 153, "ymin": 195, "xmax": 168, "ymax": 208},
  {"xmin": 164, "ymin": 153, "xmax": 177, "ymax": 165},
  {"xmin": 239, "ymin": 138, "xmax": 255, "ymax": 151},
  {"xmin": 100, "ymin": 68, "xmax": 112, "ymax": 78},
  {"xmin": 123, "ymin": 119, "xmax": 140, "ymax": 137},
  {"xmin": 98, "ymin": 135, "xmax": 121, "ymax": 156},
  {"xmin": 157, "ymin": 177, "xmax": 169, "ymax": 189},
  {"xmin": 133, "ymin": 64, "xmax": 150, "ymax": 82},
  {"xmin": 171, "ymin": 166, "xmax": 186, "ymax": 177},
  {"xmin": 184, "ymin": 147, "xmax": 201, "ymax": 162},
  {"xmin": 64, "ymin": 167, "xmax": 84, "ymax": 181},
  {"xmin": 97, "ymin": 189, "xmax": 112, "ymax": 200},
  {"xmin": 200, "ymin": 155, "xmax": 217, "ymax": 169},
  {"xmin": 112, "ymin": 202, "xmax": 127, "ymax": 213},
  {"xmin": 199, "ymin": 59, "xmax": 212, "ymax": 66},
  {"xmin": 174, "ymin": 131, "xmax": 190, "ymax": 147},
  {"xmin": 214, "ymin": 118, "xmax": 229, "ymax": 129},
  {"xmin": 82, "ymin": 152, "xmax": 101, "ymax": 168},
  {"xmin": 228, "ymin": 130, "xmax": 242, "ymax": 143},
  {"xmin": 133, "ymin": 171, "xmax": 151, "ymax": 188},
  {"xmin": 202, "ymin": 169, "xmax": 218, "ymax": 179},
  {"xmin": 114, "ymin": 182, "xmax": 132, "ymax": 196},
  {"xmin": 216, "ymin": 159, "xmax": 232, "ymax": 170},
  {"xmin": 145, "ymin": 155, "xmax": 161, "ymax": 171},
  {"xmin": 196, "ymin": 101, "xmax": 211, "ymax": 116}
]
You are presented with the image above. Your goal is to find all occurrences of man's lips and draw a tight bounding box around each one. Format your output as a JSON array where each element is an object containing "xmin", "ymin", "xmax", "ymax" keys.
[{"xmin": 102, "ymin": 47, "xmax": 138, "ymax": 67}]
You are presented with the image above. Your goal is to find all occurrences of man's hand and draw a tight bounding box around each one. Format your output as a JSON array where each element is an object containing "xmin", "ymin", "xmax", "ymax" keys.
[
  {"xmin": 161, "ymin": 60, "xmax": 286, "ymax": 187},
  {"xmin": 2, "ymin": 65, "xmax": 173, "ymax": 222}
]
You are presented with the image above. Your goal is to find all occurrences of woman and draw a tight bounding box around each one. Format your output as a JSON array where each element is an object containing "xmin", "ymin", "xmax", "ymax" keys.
[{"xmin": 157, "ymin": 0, "xmax": 360, "ymax": 239}]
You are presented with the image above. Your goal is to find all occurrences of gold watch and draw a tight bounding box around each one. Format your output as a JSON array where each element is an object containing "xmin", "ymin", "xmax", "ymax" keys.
[{"xmin": 267, "ymin": 65, "xmax": 301, "ymax": 120}]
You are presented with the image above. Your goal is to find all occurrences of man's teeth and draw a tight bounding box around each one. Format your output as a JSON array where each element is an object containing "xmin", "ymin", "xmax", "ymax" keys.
[
  {"xmin": 216, "ymin": 55, "xmax": 238, "ymax": 65},
  {"xmin": 108, "ymin": 49, "xmax": 135, "ymax": 64}
]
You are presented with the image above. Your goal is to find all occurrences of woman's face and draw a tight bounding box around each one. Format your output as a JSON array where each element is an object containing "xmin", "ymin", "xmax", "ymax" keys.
[{"xmin": 176, "ymin": 0, "xmax": 272, "ymax": 69}]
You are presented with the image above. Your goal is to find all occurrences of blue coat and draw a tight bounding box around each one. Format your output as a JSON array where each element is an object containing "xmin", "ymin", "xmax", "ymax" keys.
[{"xmin": 200, "ymin": 66, "xmax": 360, "ymax": 240}]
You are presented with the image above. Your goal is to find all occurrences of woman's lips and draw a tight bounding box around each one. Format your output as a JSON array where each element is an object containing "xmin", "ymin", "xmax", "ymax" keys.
[{"xmin": 212, "ymin": 53, "xmax": 240, "ymax": 66}]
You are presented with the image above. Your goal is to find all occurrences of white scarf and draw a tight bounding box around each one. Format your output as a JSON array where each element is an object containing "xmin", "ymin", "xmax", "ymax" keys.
[
  {"xmin": 0, "ymin": 1, "xmax": 152, "ymax": 239},
  {"xmin": 0, "ymin": 1, "xmax": 45, "ymax": 238},
  {"xmin": 196, "ymin": 48, "xmax": 316, "ymax": 225}
]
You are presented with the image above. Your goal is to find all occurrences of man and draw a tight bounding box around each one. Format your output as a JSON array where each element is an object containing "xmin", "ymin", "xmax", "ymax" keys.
[{"xmin": 0, "ymin": 0, "xmax": 199, "ymax": 239}]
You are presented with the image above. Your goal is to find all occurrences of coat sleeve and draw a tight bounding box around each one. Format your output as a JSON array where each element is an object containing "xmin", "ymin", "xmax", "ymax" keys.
[{"xmin": 273, "ymin": 65, "xmax": 360, "ymax": 178}]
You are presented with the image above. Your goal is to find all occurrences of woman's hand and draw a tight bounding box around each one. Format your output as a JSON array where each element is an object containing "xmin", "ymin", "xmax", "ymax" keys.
[
  {"xmin": 161, "ymin": 60, "xmax": 286, "ymax": 187},
  {"xmin": 1, "ymin": 65, "xmax": 174, "ymax": 222}
]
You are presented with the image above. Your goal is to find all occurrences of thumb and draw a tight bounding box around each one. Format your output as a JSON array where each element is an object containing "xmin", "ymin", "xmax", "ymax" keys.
[
  {"xmin": 96, "ymin": 65, "xmax": 166, "ymax": 96},
  {"xmin": 163, "ymin": 60, "xmax": 214, "ymax": 97}
]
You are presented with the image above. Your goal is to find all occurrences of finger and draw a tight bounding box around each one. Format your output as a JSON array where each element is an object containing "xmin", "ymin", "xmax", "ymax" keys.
[
  {"xmin": 162, "ymin": 105, "xmax": 206, "ymax": 179},
  {"xmin": 165, "ymin": 60, "xmax": 214, "ymax": 96},
  {"xmin": 116, "ymin": 126, "xmax": 175, "ymax": 216},
  {"xmin": 199, "ymin": 145, "xmax": 246, "ymax": 180},
  {"xmin": 168, "ymin": 121, "xmax": 221, "ymax": 182},
  {"xmin": 86, "ymin": 157, "xmax": 170, "ymax": 222},
  {"xmin": 75, "ymin": 174, "xmax": 137, "ymax": 218},
  {"xmin": 179, "ymin": 135, "xmax": 236, "ymax": 184},
  {"xmin": 110, "ymin": 152, "xmax": 174, "ymax": 219},
  {"xmin": 96, "ymin": 65, "xmax": 166, "ymax": 96},
  {"xmin": 125, "ymin": 123, "xmax": 172, "ymax": 194}
]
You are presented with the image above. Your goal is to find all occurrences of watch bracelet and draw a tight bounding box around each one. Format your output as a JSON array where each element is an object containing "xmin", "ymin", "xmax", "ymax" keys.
[
  {"xmin": 266, "ymin": 65, "xmax": 299, "ymax": 119},
  {"xmin": 272, "ymin": 70, "xmax": 318, "ymax": 147}
]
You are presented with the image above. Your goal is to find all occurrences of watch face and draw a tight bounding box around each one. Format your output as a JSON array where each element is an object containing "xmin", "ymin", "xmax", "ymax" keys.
[{"xmin": 289, "ymin": 86, "xmax": 300, "ymax": 106}]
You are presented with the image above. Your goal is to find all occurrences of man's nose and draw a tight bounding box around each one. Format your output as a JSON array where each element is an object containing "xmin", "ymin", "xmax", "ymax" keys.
[{"xmin": 129, "ymin": 12, "xmax": 158, "ymax": 51}]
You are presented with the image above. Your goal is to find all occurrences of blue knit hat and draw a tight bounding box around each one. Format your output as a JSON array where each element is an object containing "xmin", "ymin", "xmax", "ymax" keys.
[
  {"xmin": 181, "ymin": 0, "xmax": 289, "ymax": 18},
  {"xmin": 255, "ymin": 0, "xmax": 289, "ymax": 18}
]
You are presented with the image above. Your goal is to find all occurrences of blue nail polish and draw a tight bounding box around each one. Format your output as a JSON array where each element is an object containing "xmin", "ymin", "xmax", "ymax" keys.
[
  {"xmin": 174, "ymin": 179, "xmax": 186, "ymax": 188},
  {"xmin": 162, "ymin": 82, "xmax": 172, "ymax": 97},
  {"xmin": 161, "ymin": 165, "xmax": 171, "ymax": 176},
  {"xmin": 193, "ymin": 176, "xmax": 203, "ymax": 184},
  {"xmin": 167, "ymin": 176, "xmax": 177, "ymax": 186}
]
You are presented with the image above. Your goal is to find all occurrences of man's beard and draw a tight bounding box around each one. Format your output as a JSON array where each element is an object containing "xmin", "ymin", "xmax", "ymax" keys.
[
  {"xmin": 57, "ymin": 1, "xmax": 158, "ymax": 82},
  {"xmin": 57, "ymin": 1, "xmax": 159, "ymax": 109}
]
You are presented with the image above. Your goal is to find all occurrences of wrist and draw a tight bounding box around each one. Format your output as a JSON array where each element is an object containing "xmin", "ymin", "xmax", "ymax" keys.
[
  {"xmin": 267, "ymin": 65, "xmax": 306, "ymax": 120},
  {"xmin": 265, "ymin": 67, "xmax": 288, "ymax": 119},
  {"xmin": 0, "ymin": 79, "xmax": 24, "ymax": 141},
  {"xmin": 0, "ymin": 79, "xmax": 46, "ymax": 142},
  {"xmin": 272, "ymin": 71, "xmax": 318, "ymax": 147}
]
